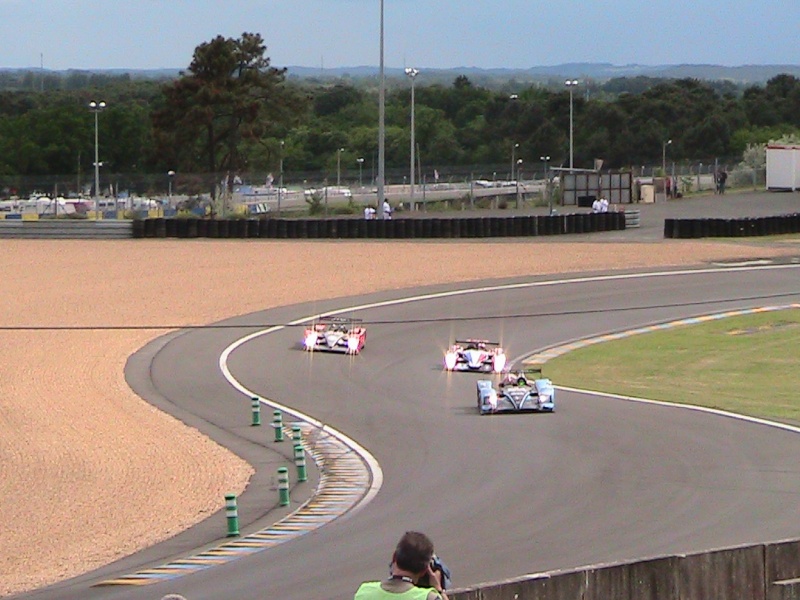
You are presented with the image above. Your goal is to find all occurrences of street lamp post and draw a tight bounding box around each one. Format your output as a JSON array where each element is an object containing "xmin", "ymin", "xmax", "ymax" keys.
[
  {"xmin": 88, "ymin": 100, "xmax": 106, "ymax": 219},
  {"xmin": 377, "ymin": 0, "xmax": 386, "ymax": 215},
  {"xmin": 404, "ymin": 67, "xmax": 419, "ymax": 203},
  {"xmin": 515, "ymin": 158, "xmax": 523, "ymax": 209},
  {"xmin": 357, "ymin": 157, "xmax": 364, "ymax": 189},
  {"xmin": 167, "ymin": 170, "xmax": 175, "ymax": 203},
  {"xmin": 511, "ymin": 143, "xmax": 519, "ymax": 181},
  {"xmin": 540, "ymin": 155, "xmax": 551, "ymax": 214},
  {"xmin": 662, "ymin": 139, "xmax": 672, "ymax": 199},
  {"xmin": 278, "ymin": 140, "xmax": 285, "ymax": 216},
  {"xmin": 662, "ymin": 139, "xmax": 672, "ymax": 176},
  {"xmin": 565, "ymin": 80, "xmax": 578, "ymax": 170},
  {"xmin": 336, "ymin": 147, "xmax": 344, "ymax": 189}
]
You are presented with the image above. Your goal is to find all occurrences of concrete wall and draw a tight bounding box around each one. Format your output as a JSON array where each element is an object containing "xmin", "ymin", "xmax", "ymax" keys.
[{"xmin": 449, "ymin": 539, "xmax": 800, "ymax": 600}]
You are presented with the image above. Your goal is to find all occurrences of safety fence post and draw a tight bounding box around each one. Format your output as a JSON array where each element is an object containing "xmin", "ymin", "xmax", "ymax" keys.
[
  {"xmin": 273, "ymin": 410, "xmax": 284, "ymax": 442},
  {"xmin": 278, "ymin": 467, "xmax": 290, "ymax": 506},
  {"xmin": 225, "ymin": 494, "xmax": 240, "ymax": 537},
  {"xmin": 294, "ymin": 443, "xmax": 308, "ymax": 482},
  {"xmin": 292, "ymin": 424, "xmax": 302, "ymax": 442},
  {"xmin": 251, "ymin": 397, "xmax": 261, "ymax": 426}
]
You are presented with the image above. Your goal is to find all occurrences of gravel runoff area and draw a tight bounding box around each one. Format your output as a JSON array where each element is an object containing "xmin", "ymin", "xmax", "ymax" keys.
[{"xmin": 1, "ymin": 233, "xmax": 799, "ymax": 596}]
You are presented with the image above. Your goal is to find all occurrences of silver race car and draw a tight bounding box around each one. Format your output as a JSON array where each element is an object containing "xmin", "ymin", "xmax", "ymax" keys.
[
  {"xmin": 477, "ymin": 368, "xmax": 555, "ymax": 415},
  {"xmin": 303, "ymin": 316, "xmax": 366, "ymax": 354},
  {"xmin": 444, "ymin": 339, "xmax": 507, "ymax": 373}
]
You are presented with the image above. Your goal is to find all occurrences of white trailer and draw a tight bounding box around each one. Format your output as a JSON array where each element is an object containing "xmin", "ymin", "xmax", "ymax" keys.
[{"xmin": 766, "ymin": 144, "xmax": 800, "ymax": 191}]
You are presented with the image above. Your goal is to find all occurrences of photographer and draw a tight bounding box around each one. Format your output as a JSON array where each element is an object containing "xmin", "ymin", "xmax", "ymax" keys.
[{"xmin": 354, "ymin": 531, "xmax": 449, "ymax": 600}]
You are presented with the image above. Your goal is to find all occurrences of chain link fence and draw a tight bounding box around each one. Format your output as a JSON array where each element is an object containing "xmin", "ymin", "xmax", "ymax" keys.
[{"xmin": 1, "ymin": 157, "xmax": 770, "ymax": 220}]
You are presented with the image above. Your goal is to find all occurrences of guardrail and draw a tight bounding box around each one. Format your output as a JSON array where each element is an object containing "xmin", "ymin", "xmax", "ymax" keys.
[
  {"xmin": 0, "ymin": 220, "xmax": 133, "ymax": 239},
  {"xmin": 624, "ymin": 209, "xmax": 641, "ymax": 228},
  {"xmin": 0, "ymin": 213, "xmax": 632, "ymax": 239}
]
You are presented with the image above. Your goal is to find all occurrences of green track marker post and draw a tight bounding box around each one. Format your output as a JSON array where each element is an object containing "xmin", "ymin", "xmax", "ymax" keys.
[
  {"xmin": 273, "ymin": 410, "xmax": 284, "ymax": 442},
  {"xmin": 251, "ymin": 397, "xmax": 261, "ymax": 426},
  {"xmin": 225, "ymin": 494, "xmax": 239, "ymax": 537},
  {"xmin": 278, "ymin": 467, "xmax": 290, "ymax": 506},
  {"xmin": 294, "ymin": 443, "xmax": 307, "ymax": 482},
  {"xmin": 292, "ymin": 424, "xmax": 302, "ymax": 441}
]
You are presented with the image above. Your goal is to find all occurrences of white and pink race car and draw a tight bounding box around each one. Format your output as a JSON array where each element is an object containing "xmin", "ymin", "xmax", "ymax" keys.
[
  {"xmin": 444, "ymin": 339, "xmax": 506, "ymax": 373},
  {"xmin": 303, "ymin": 316, "xmax": 366, "ymax": 354}
]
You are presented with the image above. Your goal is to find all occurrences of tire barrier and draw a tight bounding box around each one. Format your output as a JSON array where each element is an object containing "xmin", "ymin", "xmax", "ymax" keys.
[
  {"xmin": 392, "ymin": 220, "xmax": 402, "ymax": 238},
  {"xmin": 140, "ymin": 219, "xmax": 152, "ymax": 238},
  {"xmin": 365, "ymin": 218, "xmax": 377, "ymax": 238},
  {"xmin": 247, "ymin": 218, "xmax": 260, "ymax": 238},
  {"xmin": 207, "ymin": 218, "xmax": 219, "ymax": 238},
  {"xmin": 165, "ymin": 218, "xmax": 177, "ymax": 238},
  {"xmin": 153, "ymin": 218, "xmax": 166, "ymax": 238},
  {"xmin": 664, "ymin": 213, "xmax": 800, "ymax": 239},
  {"xmin": 276, "ymin": 219, "xmax": 288, "ymax": 239},
  {"xmin": 176, "ymin": 218, "xmax": 189, "ymax": 238},
  {"xmin": 218, "ymin": 219, "xmax": 230, "ymax": 239},
  {"xmin": 134, "ymin": 213, "xmax": 637, "ymax": 239}
]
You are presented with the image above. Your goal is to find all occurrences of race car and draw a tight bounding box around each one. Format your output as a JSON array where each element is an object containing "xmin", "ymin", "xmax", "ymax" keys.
[
  {"xmin": 444, "ymin": 339, "xmax": 506, "ymax": 373},
  {"xmin": 476, "ymin": 368, "xmax": 555, "ymax": 415},
  {"xmin": 303, "ymin": 316, "xmax": 366, "ymax": 354}
]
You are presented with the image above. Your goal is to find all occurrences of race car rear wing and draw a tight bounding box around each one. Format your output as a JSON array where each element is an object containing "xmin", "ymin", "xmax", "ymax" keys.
[
  {"xmin": 318, "ymin": 315, "xmax": 364, "ymax": 324},
  {"xmin": 455, "ymin": 338, "xmax": 500, "ymax": 346},
  {"xmin": 521, "ymin": 367, "xmax": 543, "ymax": 377}
]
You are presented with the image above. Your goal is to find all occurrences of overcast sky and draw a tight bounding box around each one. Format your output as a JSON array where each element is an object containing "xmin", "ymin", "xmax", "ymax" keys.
[{"xmin": 1, "ymin": 0, "xmax": 798, "ymax": 71}]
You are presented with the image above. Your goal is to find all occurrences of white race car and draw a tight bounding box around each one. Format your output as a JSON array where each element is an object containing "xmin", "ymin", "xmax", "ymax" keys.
[
  {"xmin": 303, "ymin": 316, "xmax": 366, "ymax": 354},
  {"xmin": 477, "ymin": 368, "xmax": 555, "ymax": 415},
  {"xmin": 444, "ymin": 339, "xmax": 506, "ymax": 373}
]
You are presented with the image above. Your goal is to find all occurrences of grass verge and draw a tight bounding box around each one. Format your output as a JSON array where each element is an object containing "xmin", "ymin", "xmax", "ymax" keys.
[{"xmin": 543, "ymin": 309, "xmax": 800, "ymax": 424}]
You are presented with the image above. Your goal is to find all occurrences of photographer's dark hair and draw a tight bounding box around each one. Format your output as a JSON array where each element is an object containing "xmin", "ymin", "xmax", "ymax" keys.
[{"xmin": 394, "ymin": 531, "xmax": 434, "ymax": 574}]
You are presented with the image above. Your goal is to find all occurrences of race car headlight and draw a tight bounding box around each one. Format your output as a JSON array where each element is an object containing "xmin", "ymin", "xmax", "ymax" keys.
[
  {"xmin": 444, "ymin": 352, "xmax": 457, "ymax": 370},
  {"xmin": 347, "ymin": 336, "xmax": 360, "ymax": 351},
  {"xmin": 304, "ymin": 332, "xmax": 317, "ymax": 348},
  {"xmin": 539, "ymin": 394, "xmax": 550, "ymax": 404},
  {"xmin": 493, "ymin": 353, "xmax": 507, "ymax": 373},
  {"xmin": 488, "ymin": 391, "xmax": 498, "ymax": 409}
]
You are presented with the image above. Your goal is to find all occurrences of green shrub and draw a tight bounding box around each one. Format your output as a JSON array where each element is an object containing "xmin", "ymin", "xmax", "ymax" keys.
[{"xmin": 305, "ymin": 190, "xmax": 324, "ymax": 215}]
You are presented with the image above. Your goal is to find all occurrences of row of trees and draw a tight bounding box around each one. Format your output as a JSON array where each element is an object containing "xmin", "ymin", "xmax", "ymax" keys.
[{"xmin": 1, "ymin": 32, "xmax": 800, "ymax": 196}]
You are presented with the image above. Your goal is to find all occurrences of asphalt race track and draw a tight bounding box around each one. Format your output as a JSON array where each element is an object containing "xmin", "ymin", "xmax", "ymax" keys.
[{"xmin": 20, "ymin": 262, "xmax": 800, "ymax": 600}]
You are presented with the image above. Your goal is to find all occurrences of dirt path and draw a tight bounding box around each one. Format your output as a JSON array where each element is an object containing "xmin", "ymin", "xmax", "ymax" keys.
[{"xmin": 0, "ymin": 238, "xmax": 797, "ymax": 596}]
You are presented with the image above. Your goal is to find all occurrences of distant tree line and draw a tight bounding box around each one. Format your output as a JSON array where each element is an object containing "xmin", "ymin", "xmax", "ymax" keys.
[{"xmin": 1, "ymin": 32, "xmax": 799, "ymax": 197}]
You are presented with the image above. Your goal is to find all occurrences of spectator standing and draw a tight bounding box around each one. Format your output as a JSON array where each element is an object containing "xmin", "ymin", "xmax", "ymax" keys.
[
  {"xmin": 383, "ymin": 199, "xmax": 393, "ymax": 220},
  {"xmin": 599, "ymin": 196, "xmax": 609, "ymax": 212},
  {"xmin": 591, "ymin": 197, "xmax": 602, "ymax": 213},
  {"xmin": 718, "ymin": 169, "xmax": 728, "ymax": 195},
  {"xmin": 354, "ymin": 531, "xmax": 448, "ymax": 600}
]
